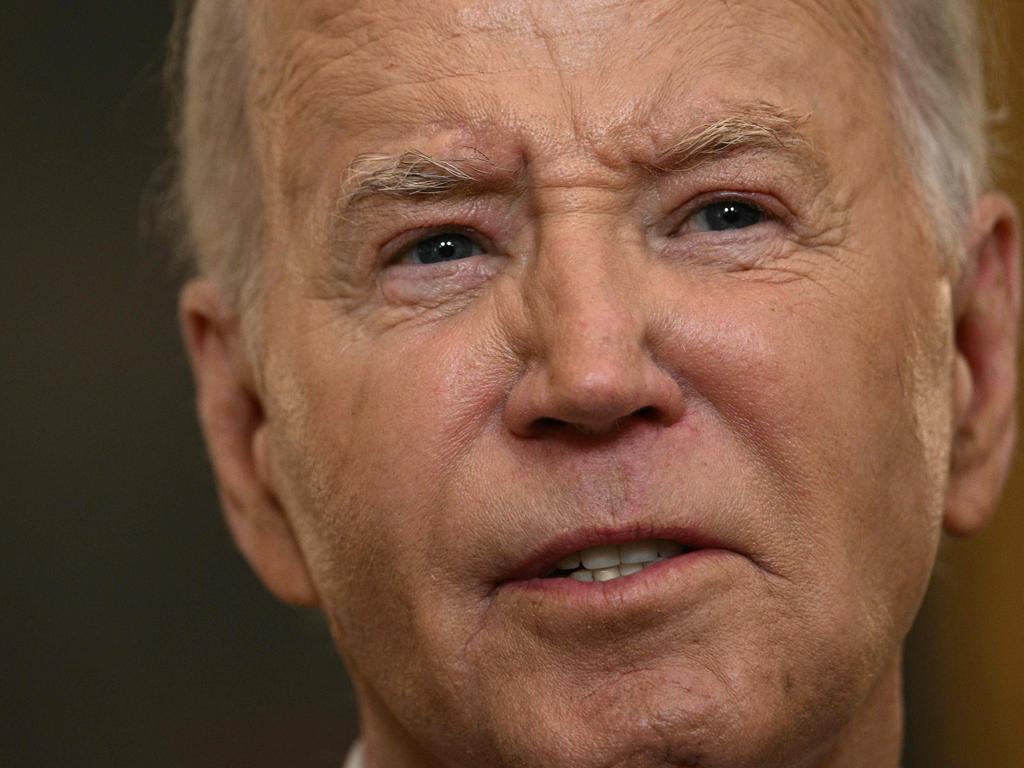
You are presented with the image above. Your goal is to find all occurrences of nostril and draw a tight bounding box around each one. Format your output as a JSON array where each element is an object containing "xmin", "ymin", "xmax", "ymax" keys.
[
  {"xmin": 530, "ymin": 415, "xmax": 614, "ymax": 437},
  {"xmin": 534, "ymin": 417, "xmax": 565, "ymax": 432},
  {"xmin": 530, "ymin": 416, "xmax": 615, "ymax": 437},
  {"xmin": 634, "ymin": 405, "xmax": 660, "ymax": 422},
  {"xmin": 529, "ymin": 405, "xmax": 663, "ymax": 438}
]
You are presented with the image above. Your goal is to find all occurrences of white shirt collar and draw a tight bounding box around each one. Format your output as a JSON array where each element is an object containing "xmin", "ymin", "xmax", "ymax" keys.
[{"xmin": 342, "ymin": 741, "xmax": 364, "ymax": 768}]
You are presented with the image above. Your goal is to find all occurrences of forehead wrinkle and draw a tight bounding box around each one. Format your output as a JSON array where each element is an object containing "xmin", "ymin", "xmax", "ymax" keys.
[
  {"xmin": 715, "ymin": 0, "xmax": 881, "ymax": 60},
  {"xmin": 260, "ymin": 0, "xmax": 884, "ymax": 235},
  {"xmin": 792, "ymin": 0, "xmax": 880, "ymax": 53},
  {"xmin": 269, "ymin": 34, "xmax": 561, "ymax": 153},
  {"xmin": 266, "ymin": 0, "xmax": 559, "ymax": 102},
  {"xmin": 262, "ymin": 0, "xmax": 860, "ymax": 162}
]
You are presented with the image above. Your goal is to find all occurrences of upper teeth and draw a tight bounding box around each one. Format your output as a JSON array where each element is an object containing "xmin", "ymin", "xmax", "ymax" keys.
[{"xmin": 551, "ymin": 539, "xmax": 685, "ymax": 582}]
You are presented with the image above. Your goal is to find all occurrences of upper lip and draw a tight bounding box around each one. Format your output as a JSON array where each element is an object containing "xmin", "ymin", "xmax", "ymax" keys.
[{"xmin": 500, "ymin": 522, "xmax": 733, "ymax": 583}]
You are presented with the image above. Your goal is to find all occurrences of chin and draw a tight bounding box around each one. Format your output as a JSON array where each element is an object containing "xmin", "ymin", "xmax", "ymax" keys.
[{"xmin": 450, "ymin": 615, "xmax": 883, "ymax": 768}]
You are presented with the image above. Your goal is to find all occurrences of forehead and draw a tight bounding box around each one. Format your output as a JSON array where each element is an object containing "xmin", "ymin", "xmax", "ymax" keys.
[{"xmin": 252, "ymin": 0, "xmax": 888, "ymax": 194}]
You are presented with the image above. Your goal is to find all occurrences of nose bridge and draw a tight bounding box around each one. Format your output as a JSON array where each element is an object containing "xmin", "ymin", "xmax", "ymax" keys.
[
  {"xmin": 502, "ymin": 206, "xmax": 685, "ymax": 438},
  {"xmin": 526, "ymin": 221, "xmax": 644, "ymax": 374}
]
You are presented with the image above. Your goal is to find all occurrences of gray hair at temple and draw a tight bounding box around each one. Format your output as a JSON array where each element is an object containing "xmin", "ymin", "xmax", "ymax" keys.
[{"xmin": 170, "ymin": 0, "xmax": 995, "ymax": 313}]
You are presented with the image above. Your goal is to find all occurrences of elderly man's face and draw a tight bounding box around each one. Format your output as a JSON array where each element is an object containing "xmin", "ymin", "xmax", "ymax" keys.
[{"xmin": 183, "ymin": 0, "xmax": 1020, "ymax": 766}]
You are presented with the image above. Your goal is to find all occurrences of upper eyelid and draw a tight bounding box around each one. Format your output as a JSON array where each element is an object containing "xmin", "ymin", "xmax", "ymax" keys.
[
  {"xmin": 680, "ymin": 192, "xmax": 777, "ymax": 217},
  {"xmin": 695, "ymin": 198, "xmax": 771, "ymax": 221},
  {"xmin": 657, "ymin": 159, "xmax": 806, "ymax": 213}
]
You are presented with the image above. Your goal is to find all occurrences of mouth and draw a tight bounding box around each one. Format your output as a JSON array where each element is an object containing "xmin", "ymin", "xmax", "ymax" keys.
[
  {"xmin": 491, "ymin": 526, "xmax": 745, "ymax": 627},
  {"xmin": 542, "ymin": 539, "xmax": 690, "ymax": 583},
  {"xmin": 501, "ymin": 526, "xmax": 729, "ymax": 588}
]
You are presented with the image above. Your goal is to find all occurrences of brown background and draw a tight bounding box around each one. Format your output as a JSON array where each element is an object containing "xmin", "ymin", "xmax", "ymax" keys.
[
  {"xmin": 903, "ymin": 2, "xmax": 1024, "ymax": 766},
  {"xmin": 0, "ymin": 2, "xmax": 1020, "ymax": 766}
]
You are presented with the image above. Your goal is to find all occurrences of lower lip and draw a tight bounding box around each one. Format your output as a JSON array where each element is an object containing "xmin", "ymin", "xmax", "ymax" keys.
[{"xmin": 499, "ymin": 548, "xmax": 736, "ymax": 606}]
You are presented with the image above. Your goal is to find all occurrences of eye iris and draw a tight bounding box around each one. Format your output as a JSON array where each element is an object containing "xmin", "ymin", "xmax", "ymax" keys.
[
  {"xmin": 704, "ymin": 202, "xmax": 764, "ymax": 231},
  {"xmin": 414, "ymin": 233, "xmax": 477, "ymax": 264}
]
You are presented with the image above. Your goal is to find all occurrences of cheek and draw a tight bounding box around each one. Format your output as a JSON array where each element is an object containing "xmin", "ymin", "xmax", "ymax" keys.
[
  {"xmin": 682, "ymin": 273, "xmax": 949, "ymax": 637},
  {"xmin": 263, "ymin": 307, "xmax": 517, "ymax": 692}
]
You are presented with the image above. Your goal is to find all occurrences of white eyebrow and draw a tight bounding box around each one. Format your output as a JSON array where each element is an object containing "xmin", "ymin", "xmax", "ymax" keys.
[
  {"xmin": 649, "ymin": 104, "xmax": 820, "ymax": 176},
  {"xmin": 341, "ymin": 150, "xmax": 511, "ymax": 207},
  {"xmin": 337, "ymin": 103, "xmax": 823, "ymax": 213}
]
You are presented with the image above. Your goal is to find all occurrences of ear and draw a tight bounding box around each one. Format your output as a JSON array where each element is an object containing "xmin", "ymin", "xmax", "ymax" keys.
[
  {"xmin": 945, "ymin": 193, "xmax": 1022, "ymax": 537},
  {"xmin": 180, "ymin": 278, "xmax": 319, "ymax": 606}
]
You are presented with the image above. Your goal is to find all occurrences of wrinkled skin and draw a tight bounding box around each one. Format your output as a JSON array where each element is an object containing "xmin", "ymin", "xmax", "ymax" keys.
[{"xmin": 181, "ymin": 1, "xmax": 1021, "ymax": 766}]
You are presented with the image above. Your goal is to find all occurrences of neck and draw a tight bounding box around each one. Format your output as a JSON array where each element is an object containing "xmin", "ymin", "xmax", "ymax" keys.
[{"xmin": 355, "ymin": 683, "xmax": 451, "ymax": 768}]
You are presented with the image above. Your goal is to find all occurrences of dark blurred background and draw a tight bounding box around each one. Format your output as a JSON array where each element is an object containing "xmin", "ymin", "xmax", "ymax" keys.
[{"xmin": 1, "ymin": 2, "xmax": 1021, "ymax": 767}]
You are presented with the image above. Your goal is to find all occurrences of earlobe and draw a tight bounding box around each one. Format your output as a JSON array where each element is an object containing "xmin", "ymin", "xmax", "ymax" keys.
[
  {"xmin": 180, "ymin": 279, "xmax": 320, "ymax": 607},
  {"xmin": 952, "ymin": 351, "xmax": 974, "ymax": 431},
  {"xmin": 944, "ymin": 193, "xmax": 1022, "ymax": 537}
]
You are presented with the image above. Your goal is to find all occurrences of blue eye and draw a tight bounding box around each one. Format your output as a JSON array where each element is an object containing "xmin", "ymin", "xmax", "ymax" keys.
[
  {"xmin": 693, "ymin": 201, "xmax": 766, "ymax": 232},
  {"xmin": 404, "ymin": 232, "xmax": 482, "ymax": 265}
]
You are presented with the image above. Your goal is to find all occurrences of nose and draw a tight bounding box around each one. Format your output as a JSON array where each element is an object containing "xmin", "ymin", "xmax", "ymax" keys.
[{"xmin": 503, "ymin": 239, "xmax": 686, "ymax": 439}]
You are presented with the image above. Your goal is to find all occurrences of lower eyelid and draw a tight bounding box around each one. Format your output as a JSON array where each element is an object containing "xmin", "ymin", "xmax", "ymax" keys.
[
  {"xmin": 388, "ymin": 258, "xmax": 479, "ymax": 278},
  {"xmin": 667, "ymin": 220, "xmax": 784, "ymax": 250},
  {"xmin": 380, "ymin": 255, "xmax": 503, "ymax": 304},
  {"xmin": 388, "ymin": 247, "xmax": 507, "ymax": 274}
]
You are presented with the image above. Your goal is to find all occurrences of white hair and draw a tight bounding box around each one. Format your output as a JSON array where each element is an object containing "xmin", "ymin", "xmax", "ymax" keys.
[
  {"xmin": 171, "ymin": 0, "xmax": 995, "ymax": 310},
  {"xmin": 879, "ymin": 0, "xmax": 993, "ymax": 262},
  {"xmin": 173, "ymin": 0, "xmax": 262, "ymax": 311}
]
